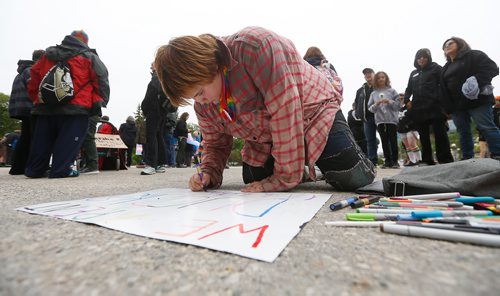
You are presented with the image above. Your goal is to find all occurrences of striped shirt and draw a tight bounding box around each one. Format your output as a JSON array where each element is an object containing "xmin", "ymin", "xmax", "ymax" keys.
[{"xmin": 195, "ymin": 27, "xmax": 342, "ymax": 191}]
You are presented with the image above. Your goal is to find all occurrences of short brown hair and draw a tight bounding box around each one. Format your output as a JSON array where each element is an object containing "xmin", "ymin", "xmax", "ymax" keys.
[
  {"xmin": 442, "ymin": 37, "xmax": 471, "ymax": 61},
  {"xmin": 303, "ymin": 46, "xmax": 325, "ymax": 60},
  {"xmin": 154, "ymin": 34, "xmax": 222, "ymax": 107},
  {"xmin": 373, "ymin": 71, "xmax": 391, "ymax": 89}
]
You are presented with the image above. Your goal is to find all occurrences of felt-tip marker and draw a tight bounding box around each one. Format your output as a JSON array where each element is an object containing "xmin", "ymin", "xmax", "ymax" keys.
[
  {"xmin": 351, "ymin": 196, "xmax": 380, "ymax": 209},
  {"xmin": 330, "ymin": 197, "xmax": 358, "ymax": 211},
  {"xmin": 193, "ymin": 155, "xmax": 207, "ymax": 192}
]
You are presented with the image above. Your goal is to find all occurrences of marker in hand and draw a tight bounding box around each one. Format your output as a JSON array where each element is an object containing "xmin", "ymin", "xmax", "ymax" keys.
[{"xmin": 193, "ymin": 155, "xmax": 207, "ymax": 192}]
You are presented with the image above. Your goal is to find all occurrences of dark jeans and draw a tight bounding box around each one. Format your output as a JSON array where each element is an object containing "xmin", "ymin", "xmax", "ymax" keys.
[
  {"xmin": 363, "ymin": 116, "xmax": 379, "ymax": 165},
  {"xmin": 376, "ymin": 123, "xmax": 398, "ymax": 166},
  {"xmin": 25, "ymin": 115, "xmax": 88, "ymax": 178},
  {"xmin": 145, "ymin": 114, "xmax": 166, "ymax": 168},
  {"xmin": 185, "ymin": 144, "xmax": 195, "ymax": 166},
  {"xmin": 81, "ymin": 115, "xmax": 99, "ymax": 170},
  {"xmin": 176, "ymin": 137, "xmax": 187, "ymax": 167},
  {"xmin": 243, "ymin": 111, "xmax": 376, "ymax": 191},
  {"xmin": 416, "ymin": 118, "xmax": 454, "ymax": 164},
  {"xmin": 9, "ymin": 116, "xmax": 34, "ymax": 175},
  {"xmin": 125, "ymin": 145, "xmax": 134, "ymax": 167}
]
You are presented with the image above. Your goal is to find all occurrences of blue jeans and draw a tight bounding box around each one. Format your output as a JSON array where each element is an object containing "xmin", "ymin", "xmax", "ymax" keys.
[
  {"xmin": 164, "ymin": 133, "xmax": 176, "ymax": 166},
  {"xmin": 363, "ymin": 116, "xmax": 379, "ymax": 165},
  {"xmin": 452, "ymin": 103, "xmax": 500, "ymax": 159},
  {"xmin": 243, "ymin": 111, "xmax": 376, "ymax": 191}
]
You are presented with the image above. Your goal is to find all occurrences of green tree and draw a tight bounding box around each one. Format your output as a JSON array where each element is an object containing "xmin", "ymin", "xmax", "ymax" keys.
[
  {"xmin": 132, "ymin": 103, "xmax": 146, "ymax": 165},
  {"xmin": 228, "ymin": 137, "xmax": 244, "ymax": 165},
  {"xmin": 187, "ymin": 122, "xmax": 199, "ymax": 132},
  {"xmin": 0, "ymin": 92, "xmax": 21, "ymax": 136}
]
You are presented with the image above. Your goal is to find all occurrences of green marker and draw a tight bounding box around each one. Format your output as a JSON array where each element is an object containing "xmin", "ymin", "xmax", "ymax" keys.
[{"xmin": 346, "ymin": 213, "xmax": 400, "ymax": 221}]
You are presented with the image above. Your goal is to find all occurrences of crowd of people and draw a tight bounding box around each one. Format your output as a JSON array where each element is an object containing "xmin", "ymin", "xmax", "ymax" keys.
[
  {"xmin": 350, "ymin": 38, "xmax": 500, "ymax": 170},
  {"xmin": 4, "ymin": 27, "xmax": 500, "ymax": 193}
]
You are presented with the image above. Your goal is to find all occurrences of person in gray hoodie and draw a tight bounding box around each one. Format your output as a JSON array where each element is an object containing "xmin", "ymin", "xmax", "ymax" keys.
[{"xmin": 368, "ymin": 71, "xmax": 400, "ymax": 168}]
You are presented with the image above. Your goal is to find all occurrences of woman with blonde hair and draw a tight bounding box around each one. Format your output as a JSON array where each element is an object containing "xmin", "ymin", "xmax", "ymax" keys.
[
  {"xmin": 154, "ymin": 27, "xmax": 375, "ymax": 192},
  {"xmin": 368, "ymin": 71, "xmax": 400, "ymax": 168}
]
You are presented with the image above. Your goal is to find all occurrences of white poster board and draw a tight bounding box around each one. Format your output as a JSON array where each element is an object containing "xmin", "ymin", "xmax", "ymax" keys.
[{"xmin": 17, "ymin": 189, "xmax": 331, "ymax": 262}]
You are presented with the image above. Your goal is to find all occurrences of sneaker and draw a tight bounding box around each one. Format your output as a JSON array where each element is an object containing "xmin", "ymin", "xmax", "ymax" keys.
[
  {"xmin": 156, "ymin": 165, "xmax": 166, "ymax": 173},
  {"xmin": 403, "ymin": 161, "xmax": 418, "ymax": 167},
  {"xmin": 79, "ymin": 167, "xmax": 100, "ymax": 174},
  {"xmin": 391, "ymin": 163, "xmax": 400, "ymax": 169},
  {"xmin": 67, "ymin": 169, "xmax": 80, "ymax": 178},
  {"xmin": 136, "ymin": 164, "xmax": 146, "ymax": 168},
  {"xmin": 176, "ymin": 164, "xmax": 187, "ymax": 168},
  {"xmin": 141, "ymin": 166, "xmax": 156, "ymax": 175}
]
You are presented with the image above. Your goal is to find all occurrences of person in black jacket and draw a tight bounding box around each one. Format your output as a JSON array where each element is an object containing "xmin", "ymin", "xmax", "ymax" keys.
[
  {"xmin": 174, "ymin": 112, "xmax": 189, "ymax": 168},
  {"xmin": 8, "ymin": 49, "xmax": 44, "ymax": 175},
  {"xmin": 440, "ymin": 37, "xmax": 500, "ymax": 160},
  {"xmin": 119, "ymin": 116, "xmax": 137, "ymax": 167},
  {"xmin": 140, "ymin": 66, "xmax": 174, "ymax": 175},
  {"xmin": 354, "ymin": 68, "xmax": 378, "ymax": 165},
  {"xmin": 404, "ymin": 48, "xmax": 454, "ymax": 165}
]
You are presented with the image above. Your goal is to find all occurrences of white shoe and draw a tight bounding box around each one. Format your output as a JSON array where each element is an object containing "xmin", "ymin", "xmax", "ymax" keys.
[
  {"xmin": 141, "ymin": 166, "xmax": 156, "ymax": 175},
  {"xmin": 156, "ymin": 165, "xmax": 166, "ymax": 173}
]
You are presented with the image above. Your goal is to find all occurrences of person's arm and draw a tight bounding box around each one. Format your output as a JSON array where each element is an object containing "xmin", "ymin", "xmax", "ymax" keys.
[
  {"xmin": 89, "ymin": 53, "xmax": 110, "ymax": 107},
  {"xmin": 141, "ymin": 81, "xmax": 157, "ymax": 117},
  {"xmin": 471, "ymin": 50, "xmax": 499, "ymax": 89},
  {"xmin": 195, "ymin": 104, "xmax": 233, "ymax": 189},
  {"xmin": 404, "ymin": 72, "xmax": 413, "ymax": 106},
  {"xmin": 367, "ymin": 93, "xmax": 378, "ymax": 113},
  {"xmin": 388, "ymin": 89, "xmax": 402, "ymax": 110},
  {"xmin": 27, "ymin": 58, "xmax": 44, "ymax": 102},
  {"xmin": 240, "ymin": 37, "xmax": 305, "ymax": 192}
]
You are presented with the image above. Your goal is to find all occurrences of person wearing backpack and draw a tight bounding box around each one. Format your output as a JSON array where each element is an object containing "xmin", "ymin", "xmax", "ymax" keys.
[
  {"xmin": 26, "ymin": 30, "xmax": 110, "ymax": 178},
  {"xmin": 8, "ymin": 49, "xmax": 45, "ymax": 175}
]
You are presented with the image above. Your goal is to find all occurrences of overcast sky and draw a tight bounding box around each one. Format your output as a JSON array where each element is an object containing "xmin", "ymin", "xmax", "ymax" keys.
[{"xmin": 1, "ymin": 0, "xmax": 499, "ymax": 128}]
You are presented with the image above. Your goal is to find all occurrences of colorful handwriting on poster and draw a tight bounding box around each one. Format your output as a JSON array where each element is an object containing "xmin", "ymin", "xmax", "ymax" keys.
[{"xmin": 17, "ymin": 189, "xmax": 331, "ymax": 262}]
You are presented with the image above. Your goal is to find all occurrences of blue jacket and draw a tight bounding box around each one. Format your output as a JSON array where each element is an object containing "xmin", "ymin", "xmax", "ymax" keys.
[{"xmin": 9, "ymin": 60, "xmax": 34, "ymax": 119}]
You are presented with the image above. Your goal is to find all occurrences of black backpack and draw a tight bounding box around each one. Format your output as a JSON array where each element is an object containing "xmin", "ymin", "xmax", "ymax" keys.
[{"xmin": 39, "ymin": 60, "xmax": 76, "ymax": 105}]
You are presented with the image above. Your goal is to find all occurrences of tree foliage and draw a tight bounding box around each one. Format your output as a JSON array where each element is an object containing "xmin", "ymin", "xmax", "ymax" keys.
[
  {"xmin": 0, "ymin": 92, "xmax": 21, "ymax": 137},
  {"xmin": 228, "ymin": 137, "xmax": 244, "ymax": 165}
]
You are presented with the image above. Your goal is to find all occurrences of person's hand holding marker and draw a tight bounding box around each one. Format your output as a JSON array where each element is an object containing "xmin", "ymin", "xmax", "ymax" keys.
[
  {"xmin": 189, "ymin": 170, "xmax": 210, "ymax": 191},
  {"xmin": 190, "ymin": 155, "xmax": 208, "ymax": 192}
]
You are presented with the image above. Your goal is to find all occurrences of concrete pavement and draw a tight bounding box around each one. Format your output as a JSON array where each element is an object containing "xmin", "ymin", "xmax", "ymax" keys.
[{"xmin": 1, "ymin": 166, "xmax": 498, "ymax": 296}]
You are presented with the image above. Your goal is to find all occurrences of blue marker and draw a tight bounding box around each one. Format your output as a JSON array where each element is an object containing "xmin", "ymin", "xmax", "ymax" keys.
[
  {"xmin": 455, "ymin": 197, "xmax": 495, "ymax": 204},
  {"xmin": 411, "ymin": 210, "xmax": 493, "ymax": 219},
  {"xmin": 330, "ymin": 197, "xmax": 358, "ymax": 211}
]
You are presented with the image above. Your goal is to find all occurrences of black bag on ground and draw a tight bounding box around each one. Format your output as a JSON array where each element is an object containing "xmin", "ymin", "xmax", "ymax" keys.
[
  {"xmin": 39, "ymin": 60, "xmax": 75, "ymax": 105},
  {"xmin": 382, "ymin": 158, "xmax": 500, "ymax": 198}
]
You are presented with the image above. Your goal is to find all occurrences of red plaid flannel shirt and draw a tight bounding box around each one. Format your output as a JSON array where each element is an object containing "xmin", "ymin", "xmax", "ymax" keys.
[{"xmin": 195, "ymin": 27, "xmax": 342, "ymax": 191}]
